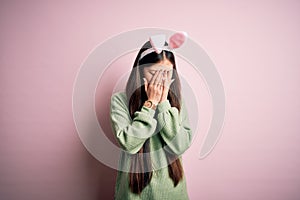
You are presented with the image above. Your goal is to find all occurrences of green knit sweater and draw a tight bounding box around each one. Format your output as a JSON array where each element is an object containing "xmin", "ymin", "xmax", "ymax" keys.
[{"xmin": 110, "ymin": 91, "xmax": 192, "ymax": 200}]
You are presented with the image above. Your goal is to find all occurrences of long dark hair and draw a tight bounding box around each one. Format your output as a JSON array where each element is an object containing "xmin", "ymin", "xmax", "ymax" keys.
[{"xmin": 125, "ymin": 41, "xmax": 184, "ymax": 195}]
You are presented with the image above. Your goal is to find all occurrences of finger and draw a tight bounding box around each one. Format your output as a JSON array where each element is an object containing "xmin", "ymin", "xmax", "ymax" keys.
[
  {"xmin": 162, "ymin": 70, "xmax": 167, "ymax": 81},
  {"xmin": 165, "ymin": 78, "xmax": 175, "ymax": 89},
  {"xmin": 154, "ymin": 70, "xmax": 163, "ymax": 86},
  {"xmin": 150, "ymin": 70, "xmax": 159, "ymax": 85},
  {"xmin": 156, "ymin": 71, "xmax": 164, "ymax": 91},
  {"xmin": 162, "ymin": 70, "xmax": 167, "ymax": 87},
  {"xmin": 167, "ymin": 70, "xmax": 172, "ymax": 81},
  {"xmin": 159, "ymin": 70, "xmax": 164, "ymax": 86},
  {"xmin": 143, "ymin": 78, "xmax": 148, "ymax": 92},
  {"xmin": 170, "ymin": 78, "xmax": 175, "ymax": 85}
]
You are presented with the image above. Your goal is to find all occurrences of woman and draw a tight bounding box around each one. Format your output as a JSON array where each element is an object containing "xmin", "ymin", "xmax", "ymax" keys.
[{"xmin": 110, "ymin": 32, "xmax": 193, "ymax": 200}]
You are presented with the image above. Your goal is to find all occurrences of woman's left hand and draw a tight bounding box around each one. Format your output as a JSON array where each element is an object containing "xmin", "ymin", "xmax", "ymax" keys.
[{"xmin": 160, "ymin": 70, "xmax": 174, "ymax": 103}]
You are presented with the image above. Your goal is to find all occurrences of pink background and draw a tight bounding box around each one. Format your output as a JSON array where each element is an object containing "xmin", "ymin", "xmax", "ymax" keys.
[{"xmin": 1, "ymin": 1, "xmax": 300, "ymax": 199}]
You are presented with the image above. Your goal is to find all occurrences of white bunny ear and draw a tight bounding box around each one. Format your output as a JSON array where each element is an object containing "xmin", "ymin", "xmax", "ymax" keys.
[
  {"xmin": 168, "ymin": 31, "xmax": 188, "ymax": 49},
  {"xmin": 149, "ymin": 34, "xmax": 166, "ymax": 54}
]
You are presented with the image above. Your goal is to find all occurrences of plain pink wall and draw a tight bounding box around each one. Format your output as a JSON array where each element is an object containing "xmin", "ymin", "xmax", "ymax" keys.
[{"xmin": 1, "ymin": 1, "xmax": 300, "ymax": 200}]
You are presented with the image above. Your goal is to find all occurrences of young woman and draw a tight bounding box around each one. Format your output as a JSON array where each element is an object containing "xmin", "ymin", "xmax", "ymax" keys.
[{"xmin": 110, "ymin": 32, "xmax": 193, "ymax": 200}]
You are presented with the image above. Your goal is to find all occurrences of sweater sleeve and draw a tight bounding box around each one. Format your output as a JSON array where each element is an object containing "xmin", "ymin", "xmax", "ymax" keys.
[
  {"xmin": 156, "ymin": 99, "xmax": 193, "ymax": 156},
  {"xmin": 110, "ymin": 93, "xmax": 157, "ymax": 154}
]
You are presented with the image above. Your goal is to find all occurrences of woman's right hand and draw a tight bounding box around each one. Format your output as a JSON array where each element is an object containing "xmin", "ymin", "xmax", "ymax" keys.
[{"xmin": 143, "ymin": 70, "xmax": 163, "ymax": 105}]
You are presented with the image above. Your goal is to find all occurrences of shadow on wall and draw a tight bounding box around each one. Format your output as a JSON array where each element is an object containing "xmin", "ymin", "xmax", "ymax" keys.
[
  {"xmin": 80, "ymin": 94, "xmax": 119, "ymax": 200},
  {"xmin": 82, "ymin": 146, "xmax": 117, "ymax": 199},
  {"xmin": 91, "ymin": 70, "xmax": 124, "ymax": 199},
  {"xmin": 81, "ymin": 55, "xmax": 131, "ymax": 199},
  {"xmin": 81, "ymin": 96, "xmax": 118, "ymax": 199}
]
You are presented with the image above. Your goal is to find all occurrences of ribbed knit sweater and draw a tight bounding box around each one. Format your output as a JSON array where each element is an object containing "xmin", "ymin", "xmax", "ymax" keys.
[{"xmin": 110, "ymin": 91, "xmax": 192, "ymax": 200}]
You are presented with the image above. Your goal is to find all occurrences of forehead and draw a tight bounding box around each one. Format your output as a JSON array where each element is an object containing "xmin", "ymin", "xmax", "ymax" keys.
[{"xmin": 146, "ymin": 60, "xmax": 173, "ymax": 71}]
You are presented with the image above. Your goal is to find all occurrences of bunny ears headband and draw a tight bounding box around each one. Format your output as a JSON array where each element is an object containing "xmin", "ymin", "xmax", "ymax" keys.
[{"xmin": 139, "ymin": 31, "xmax": 188, "ymax": 60}]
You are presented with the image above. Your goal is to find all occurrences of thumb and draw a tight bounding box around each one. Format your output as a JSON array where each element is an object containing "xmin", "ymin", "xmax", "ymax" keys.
[
  {"xmin": 170, "ymin": 79, "xmax": 175, "ymax": 85},
  {"xmin": 143, "ymin": 78, "xmax": 148, "ymax": 92}
]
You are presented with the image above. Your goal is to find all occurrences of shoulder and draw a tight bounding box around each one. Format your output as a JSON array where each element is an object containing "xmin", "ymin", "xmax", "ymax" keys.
[
  {"xmin": 179, "ymin": 97, "xmax": 189, "ymax": 117},
  {"xmin": 110, "ymin": 91, "xmax": 128, "ymax": 108},
  {"xmin": 179, "ymin": 97, "xmax": 187, "ymax": 110},
  {"xmin": 111, "ymin": 91, "xmax": 126, "ymax": 100}
]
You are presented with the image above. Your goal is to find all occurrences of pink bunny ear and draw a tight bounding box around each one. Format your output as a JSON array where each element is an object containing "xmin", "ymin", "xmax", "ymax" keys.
[
  {"xmin": 168, "ymin": 31, "xmax": 188, "ymax": 49},
  {"xmin": 149, "ymin": 34, "xmax": 166, "ymax": 54}
]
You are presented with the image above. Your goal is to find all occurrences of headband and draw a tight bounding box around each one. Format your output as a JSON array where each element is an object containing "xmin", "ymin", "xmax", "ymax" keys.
[{"xmin": 139, "ymin": 31, "xmax": 188, "ymax": 60}]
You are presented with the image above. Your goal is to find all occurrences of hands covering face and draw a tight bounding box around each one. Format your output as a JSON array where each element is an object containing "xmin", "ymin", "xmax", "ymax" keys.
[{"xmin": 143, "ymin": 69, "xmax": 174, "ymax": 105}]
